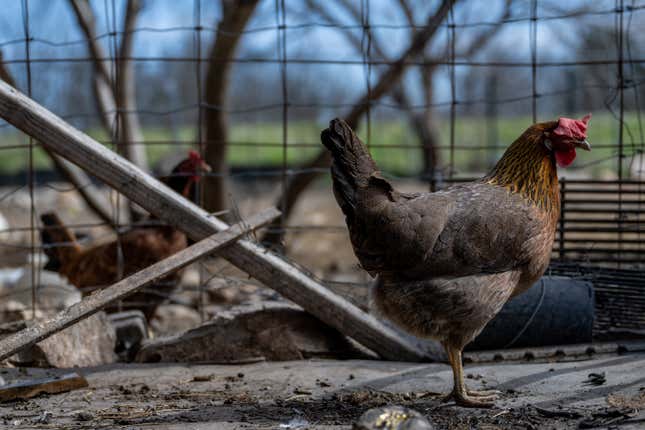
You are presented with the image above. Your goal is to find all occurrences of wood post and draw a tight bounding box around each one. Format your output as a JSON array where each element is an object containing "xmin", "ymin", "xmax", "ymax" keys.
[
  {"xmin": 0, "ymin": 81, "xmax": 431, "ymax": 362},
  {"xmin": 0, "ymin": 208, "xmax": 280, "ymax": 362}
]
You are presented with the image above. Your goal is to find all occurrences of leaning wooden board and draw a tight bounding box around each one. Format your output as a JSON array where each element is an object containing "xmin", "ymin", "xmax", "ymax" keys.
[{"xmin": 0, "ymin": 80, "xmax": 429, "ymax": 362}]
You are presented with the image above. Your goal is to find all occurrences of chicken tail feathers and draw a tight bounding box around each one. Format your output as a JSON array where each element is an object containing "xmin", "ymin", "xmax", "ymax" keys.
[
  {"xmin": 40, "ymin": 212, "xmax": 81, "ymax": 271},
  {"xmin": 321, "ymin": 118, "xmax": 381, "ymax": 218}
]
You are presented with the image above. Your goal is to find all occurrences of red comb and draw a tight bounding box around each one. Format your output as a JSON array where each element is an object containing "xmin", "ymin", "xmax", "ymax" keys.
[
  {"xmin": 188, "ymin": 150, "xmax": 202, "ymax": 161},
  {"xmin": 554, "ymin": 114, "xmax": 591, "ymax": 140}
]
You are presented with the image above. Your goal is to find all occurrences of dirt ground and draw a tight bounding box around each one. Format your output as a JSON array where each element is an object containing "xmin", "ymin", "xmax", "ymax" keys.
[{"xmin": 1, "ymin": 352, "xmax": 645, "ymax": 429}]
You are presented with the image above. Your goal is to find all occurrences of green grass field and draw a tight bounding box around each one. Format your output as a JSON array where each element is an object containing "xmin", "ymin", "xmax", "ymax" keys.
[{"xmin": 0, "ymin": 113, "xmax": 640, "ymax": 178}]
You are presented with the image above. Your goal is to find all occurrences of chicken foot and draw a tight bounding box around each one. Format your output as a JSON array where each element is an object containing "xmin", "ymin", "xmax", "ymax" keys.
[
  {"xmin": 442, "ymin": 344, "xmax": 498, "ymax": 408},
  {"xmin": 467, "ymin": 388, "xmax": 502, "ymax": 397}
]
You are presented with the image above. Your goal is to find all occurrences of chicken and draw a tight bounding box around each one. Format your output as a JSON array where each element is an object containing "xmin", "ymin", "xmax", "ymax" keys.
[
  {"xmin": 40, "ymin": 150, "xmax": 211, "ymax": 319},
  {"xmin": 321, "ymin": 116, "xmax": 591, "ymax": 408}
]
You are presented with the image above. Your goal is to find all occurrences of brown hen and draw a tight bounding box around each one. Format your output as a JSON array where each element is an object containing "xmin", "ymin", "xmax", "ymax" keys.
[
  {"xmin": 321, "ymin": 116, "xmax": 591, "ymax": 407},
  {"xmin": 40, "ymin": 151, "xmax": 211, "ymax": 320}
]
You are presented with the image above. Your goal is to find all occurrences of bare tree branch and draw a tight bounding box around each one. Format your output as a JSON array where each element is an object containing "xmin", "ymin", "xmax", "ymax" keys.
[
  {"xmin": 397, "ymin": 0, "xmax": 415, "ymax": 27},
  {"xmin": 305, "ymin": 0, "xmax": 513, "ymax": 190},
  {"xmin": 203, "ymin": 0, "xmax": 261, "ymax": 214},
  {"xmin": 70, "ymin": 0, "xmax": 150, "ymax": 221},
  {"xmin": 0, "ymin": 49, "xmax": 114, "ymax": 226},
  {"xmin": 69, "ymin": 0, "xmax": 112, "ymax": 83},
  {"xmin": 69, "ymin": 0, "xmax": 117, "ymax": 135},
  {"xmin": 117, "ymin": 0, "xmax": 148, "ymax": 171},
  {"xmin": 410, "ymin": 0, "xmax": 513, "ymax": 184},
  {"xmin": 264, "ymin": 0, "xmax": 457, "ymax": 246},
  {"xmin": 305, "ymin": 0, "xmax": 388, "ymax": 60},
  {"xmin": 46, "ymin": 156, "xmax": 116, "ymax": 226}
]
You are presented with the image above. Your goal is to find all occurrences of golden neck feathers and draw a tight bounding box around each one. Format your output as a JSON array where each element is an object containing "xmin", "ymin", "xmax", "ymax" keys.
[{"xmin": 485, "ymin": 125, "xmax": 560, "ymax": 216}]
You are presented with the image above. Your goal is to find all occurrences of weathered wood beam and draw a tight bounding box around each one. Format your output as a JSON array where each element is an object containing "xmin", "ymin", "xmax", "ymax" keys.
[
  {"xmin": 0, "ymin": 208, "xmax": 280, "ymax": 362},
  {"xmin": 0, "ymin": 80, "xmax": 431, "ymax": 362}
]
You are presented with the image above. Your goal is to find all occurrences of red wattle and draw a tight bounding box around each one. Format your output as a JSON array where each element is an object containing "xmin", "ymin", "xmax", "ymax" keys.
[{"xmin": 555, "ymin": 148, "xmax": 576, "ymax": 167}]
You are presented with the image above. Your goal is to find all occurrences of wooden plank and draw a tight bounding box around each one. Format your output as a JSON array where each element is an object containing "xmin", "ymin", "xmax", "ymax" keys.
[
  {"xmin": 0, "ymin": 208, "xmax": 279, "ymax": 362},
  {"xmin": 0, "ymin": 372, "xmax": 88, "ymax": 402},
  {"xmin": 0, "ymin": 81, "xmax": 430, "ymax": 362}
]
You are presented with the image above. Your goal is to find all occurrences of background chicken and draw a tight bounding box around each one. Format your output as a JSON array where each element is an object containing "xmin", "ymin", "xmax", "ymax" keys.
[
  {"xmin": 40, "ymin": 150, "xmax": 211, "ymax": 320},
  {"xmin": 321, "ymin": 116, "xmax": 591, "ymax": 407}
]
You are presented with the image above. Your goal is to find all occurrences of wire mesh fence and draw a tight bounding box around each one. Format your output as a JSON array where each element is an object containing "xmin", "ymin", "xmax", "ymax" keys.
[{"xmin": 0, "ymin": 0, "xmax": 643, "ymax": 334}]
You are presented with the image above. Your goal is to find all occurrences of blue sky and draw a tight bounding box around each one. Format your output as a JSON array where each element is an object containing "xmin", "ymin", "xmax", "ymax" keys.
[
  {"xmin": 0, "ymin": 0, "xmax": 643, "ymax": 114},
  {"xmin": 2, "ymin": 0, "xmax": 637, "ymax": 60}
]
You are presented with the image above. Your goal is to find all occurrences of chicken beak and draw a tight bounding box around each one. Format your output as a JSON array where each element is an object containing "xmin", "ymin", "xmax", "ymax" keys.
[{"xmin": 575, "ymin": 139, "xmax": 591, "ymax": 151}]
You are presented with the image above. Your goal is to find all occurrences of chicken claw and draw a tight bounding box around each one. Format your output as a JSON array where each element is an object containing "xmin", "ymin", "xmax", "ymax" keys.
[
  {"xmin": 443, "ymin": 345, "xmax": 499, "ymax": 408},
  {"xmin": 467, "ymin": 388, "xmax": 502, "ymax": 398},
  {"xmin": 442, "ymin": 389, "xmax": 495, "ymax": 408}
]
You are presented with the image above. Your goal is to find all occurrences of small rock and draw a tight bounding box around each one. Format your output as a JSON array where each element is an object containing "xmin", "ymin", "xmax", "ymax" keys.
[
  {"xmin": 192, "ymin": 375, "xmax": 213, "ymax": 382},
  {"xmin": 584, "ymin": 372, "xmax": 606, "ymax": 386},
  {"xmin": 150, "ymin": 304, "xmax": 201, "ymax": 336},
  {"xmin": 35, "ymin": 411, "xmax": 52, "ymax": 424},
  {"xmin": 75, "ymin": 411, "xmax": 93, "ymax": 422},
  {"xmin": 354, "ymin": 406, "xmax": 433, "ymax": 430},
  {"xmin": 279, "ymin": 417, "xmax": 310, "ymax": 429},
  {"xmin": 0, "ymin": 269, "xmax": 82, "ymax": 328},
  {"xmin": 2, "ymin": 312, "xmax": 116, "ymax": 367},
  {"xmin": 0, "ymin": 301, "xmax": 42, "ymax": 325},
  {"xmin": 0, "ymin": 212, "xmax": 25, "ymax": 247},
  {"xmin": 13, "ymin": 269, "xmax": 81, "ymax": 311}
]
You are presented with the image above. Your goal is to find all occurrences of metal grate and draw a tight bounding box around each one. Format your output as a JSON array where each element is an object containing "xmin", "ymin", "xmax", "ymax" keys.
[
  {"xmin": 548, "ymin": 261, "xmax": 645, "ymax": 339},
  {"xmin": 555, "ymin": 179, "xmax": 645, "ymax": 266}
]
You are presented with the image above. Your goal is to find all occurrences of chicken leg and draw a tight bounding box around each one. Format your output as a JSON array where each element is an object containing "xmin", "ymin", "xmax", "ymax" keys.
[{"xmin": 443, "ymin": 344, "xmax": 500, "ymax": 408}]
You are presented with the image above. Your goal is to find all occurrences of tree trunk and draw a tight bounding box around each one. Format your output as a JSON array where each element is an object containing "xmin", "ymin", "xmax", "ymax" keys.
[
  {"xmin": 70, "ymin": 0, "xmax": 153, "ymax": 222},
  {"xmin": 418, "ymin": 64, "xmax": 441, "ymax": 190},
  {"xmin": 203, "ymin": 0, "xmax": 260, "ymax": 214}
]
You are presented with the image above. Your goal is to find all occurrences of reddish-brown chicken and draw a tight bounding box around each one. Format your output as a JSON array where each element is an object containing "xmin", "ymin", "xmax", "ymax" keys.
[
  {"xmin": 321, "ymin": 116, "xmax": 591, "ymax": 407},
  {"xmin": 40, "ymin": 151, "xmax": 211, "ymax": 319}
]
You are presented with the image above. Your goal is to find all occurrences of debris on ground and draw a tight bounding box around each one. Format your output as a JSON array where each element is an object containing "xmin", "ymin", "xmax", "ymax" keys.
[
  {"xmin": 136, "ymin": 302, "xmax": 373, "ymax": 363},
  {"xmin": 279, "ymin": 416, "xmax": 311, "ymax": 429},
  {"xmin": 584, "ymin": 372, "xmax": 606, "ymax": 386},
  {"xmin": 354, "ymin": 406, "xmax": 434, "ymax": 430},
  {"xmin": 0, "ymin": 371, "xmax": 87, "ymax": 402},
  {"xmin": 0, "ymin": 355, "xmax": 644, "ymax": 428},
  {"xmin": 577, "ymin": 407, "xmax": 639, "ymax": 428},
  {"xmin": 534, "ymin": 406, "xmax": 583, "ymax": 419},
  {"xmin": 607, "ymin": 391, "xmax": 645, "ymax": 409},
  {"xmin": 334, "ymin": 390, "xmax": 432, "ymax": 407}
]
